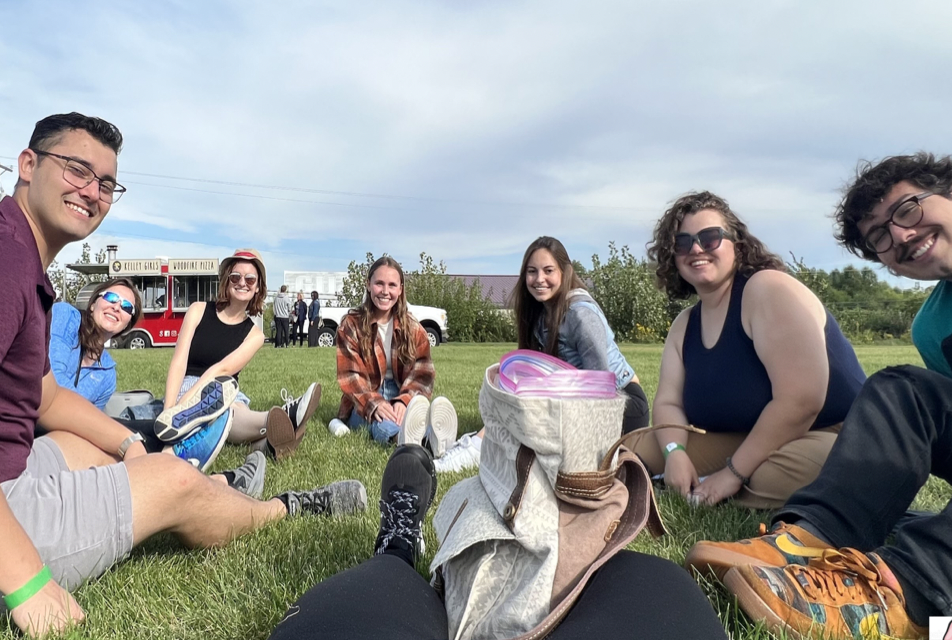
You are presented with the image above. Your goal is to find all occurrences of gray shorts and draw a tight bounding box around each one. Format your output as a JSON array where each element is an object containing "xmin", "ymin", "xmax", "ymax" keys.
[{"xmin": 0, "ymin": 436, "xmax": 134, "ymax": 601}]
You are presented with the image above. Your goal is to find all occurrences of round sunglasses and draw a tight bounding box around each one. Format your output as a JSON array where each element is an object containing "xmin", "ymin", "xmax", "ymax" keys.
[
  {"xmin": 673, "ymin": 227, "xmax": 734, "ymax": 256},
  {"xmin": 97, "ymin": 291, "xmax": 136, "ymax": 315}
]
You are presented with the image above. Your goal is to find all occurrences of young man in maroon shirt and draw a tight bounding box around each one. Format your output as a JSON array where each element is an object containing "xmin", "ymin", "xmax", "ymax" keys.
[{"xmin": 0, "ymin": 113, "xmax": 366, "ymax": 637}]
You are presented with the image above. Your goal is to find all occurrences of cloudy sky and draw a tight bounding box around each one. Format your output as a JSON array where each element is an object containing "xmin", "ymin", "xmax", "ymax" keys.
[{"xmin": 2, "ymin": 1, "xmax": 951, "ymax": 286}]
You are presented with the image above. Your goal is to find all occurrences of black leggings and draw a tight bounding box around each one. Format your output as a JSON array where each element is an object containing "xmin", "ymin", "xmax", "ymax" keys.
[
  {"xmin": 621, "ymin": 381, "xmax": 650, "ymax": 434},
  {"xmin": 268, "ymin": 550, "xmax": 726, "ymax": 640}
]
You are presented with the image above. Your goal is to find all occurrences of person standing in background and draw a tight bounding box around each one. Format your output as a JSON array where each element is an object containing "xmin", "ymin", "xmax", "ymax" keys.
[
  {"xmin": 273, "ymin": 285, "xmax": 291, "ymax": 348},
  {"xmin": 293, "ymin": 292, "xmax": 308, "ymax": 347},
  {"xmin": 307, "ymin": 291, "xmax": 321, "ymax": 348}
]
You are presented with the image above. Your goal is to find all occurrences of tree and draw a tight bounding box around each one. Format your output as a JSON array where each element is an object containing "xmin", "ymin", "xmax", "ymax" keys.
[
  {"xmin": 45, "ymin": 243, "xmax": 107, "ymax": 303},
  {"xmin": 587, "ymin": 242, "xmax": 672, "ymax": 342}
]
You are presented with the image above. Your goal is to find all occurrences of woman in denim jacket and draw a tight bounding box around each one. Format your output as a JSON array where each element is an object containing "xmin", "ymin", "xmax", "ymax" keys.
[
  {"xmin": 48, "ymin": 278, "xmax": 142, "ymax": 411},
  {"xmin": 436, "ymin": 236, "xmax": 649, "ymax": 473}
]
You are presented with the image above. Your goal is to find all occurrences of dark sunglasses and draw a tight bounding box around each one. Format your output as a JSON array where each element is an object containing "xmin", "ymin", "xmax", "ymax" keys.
[
  {"xmin": 228, "ymin": 272, "xmax": 258, "ymax": 286},
  {"xmin": 674, "ymin": 227, "xmax": 734, "ymax": 256},
  {"xmin": 98, "ymin": 291, "xmax": 136, "ymax": 315}
]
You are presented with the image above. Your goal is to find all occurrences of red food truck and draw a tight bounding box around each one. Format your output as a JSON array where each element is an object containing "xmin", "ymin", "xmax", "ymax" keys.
[{"xmin": 70, "ymin": 247, "xmax": 231, "ymax": 349}]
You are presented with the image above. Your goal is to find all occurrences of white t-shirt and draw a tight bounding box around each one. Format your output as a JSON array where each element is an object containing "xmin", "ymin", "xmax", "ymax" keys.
[{"xmin": 377, "ymin": 319, "xmax": 394, "ymax": 380}]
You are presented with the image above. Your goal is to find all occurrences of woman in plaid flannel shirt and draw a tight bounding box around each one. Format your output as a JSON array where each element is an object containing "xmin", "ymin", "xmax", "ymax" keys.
[{"xmin": 330, "ymin": 257, "xmax": 459, "ymax": 455}]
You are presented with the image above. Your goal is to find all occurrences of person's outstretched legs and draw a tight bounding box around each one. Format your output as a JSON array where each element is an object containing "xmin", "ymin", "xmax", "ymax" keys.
[{"xmin": 269, "ymin": 444, "xmax": 441, "ymax": 639}]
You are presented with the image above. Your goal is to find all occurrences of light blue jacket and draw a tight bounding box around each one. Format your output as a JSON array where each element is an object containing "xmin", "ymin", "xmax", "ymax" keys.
[
  {"xmin": 534, "ymin": 290, "xmax": 635, "ymax": 389},
  {"xmin": 49, "ymin": 302, "xmax": 117, "ymax": 410}
]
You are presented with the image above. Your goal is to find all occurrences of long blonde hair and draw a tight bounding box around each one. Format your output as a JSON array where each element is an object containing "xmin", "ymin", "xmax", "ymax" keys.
[{"xmin": 348, "ymin": 256, "xmax": 418, "ymax": 369}]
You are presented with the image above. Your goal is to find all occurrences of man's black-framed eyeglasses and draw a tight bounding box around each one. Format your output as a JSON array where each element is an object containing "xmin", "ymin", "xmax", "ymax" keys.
[
  {"xmin": 30, "ymin": 149, "xmax": 126, "ymax": 203},
  {"xmin": 674, "ymin": 227, "xmax": 735, "ymax": 256},
  {"xmin": 863, "ymin": 191, "xmax": 935, "ymax": 255}
]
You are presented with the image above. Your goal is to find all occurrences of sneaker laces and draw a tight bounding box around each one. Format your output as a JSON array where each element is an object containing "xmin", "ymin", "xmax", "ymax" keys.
[
  {"xmin": 798, "ymin": 548, "xmax": 893, "ymax": 610},
  {"xmin": 375, "ymin": 490, "xmax": 422, "ymax": 555},
  {"xmin": 280, "ymin": 388, "xmax": 295, "ymax": 411}
]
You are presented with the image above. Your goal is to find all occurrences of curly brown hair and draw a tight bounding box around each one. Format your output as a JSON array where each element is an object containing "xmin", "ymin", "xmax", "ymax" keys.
[
  {"xmin": 510, "ymin": 237, "xmax": 587, "ymax": 354},
  {"xmin": 836, "ymin": 152, "xmax": 952, "ymax": 262},
  {"xmin": 80, "ymin": 278, "xmax": 142, "ymax": 362},
  {"xmin": 348, "ymin": 256, "xmax": 418, "ymax": 370},
  {"xmin": 647, "ymin": 191, "xmax": 785, "ymax": 299}
]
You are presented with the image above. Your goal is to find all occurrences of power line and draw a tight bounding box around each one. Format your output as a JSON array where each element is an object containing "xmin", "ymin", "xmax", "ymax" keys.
[{"xmin": 0, "ymin": 153, "xmax": 651, "ymax": 212}]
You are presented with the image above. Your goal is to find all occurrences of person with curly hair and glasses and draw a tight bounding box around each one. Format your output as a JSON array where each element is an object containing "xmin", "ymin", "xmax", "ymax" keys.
[
  {"xmin": 633, "ymin": 191, "xmax": 866, "ymax": 508},
  {"xmin": 685, "ymin": 155, "xmax": 952, "ymax": 640},
  {"xmin": 47, "ymin": 278, "xmax": 142, "ymax": 412}
]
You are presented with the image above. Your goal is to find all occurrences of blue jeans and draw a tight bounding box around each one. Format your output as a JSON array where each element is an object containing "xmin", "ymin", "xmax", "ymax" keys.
[
  {"xmin": 348, "ymin": 379, "xmax": 402, "ymax": 443},
  {"xmin": 776, "ymin": 365, "xmax": 952, "ymax": 616}
]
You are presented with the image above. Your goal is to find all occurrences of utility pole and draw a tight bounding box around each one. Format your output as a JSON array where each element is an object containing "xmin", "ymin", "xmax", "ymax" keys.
[{"xmin": 0, "ymin": 163, "xmax": 11, "ymax": 198}]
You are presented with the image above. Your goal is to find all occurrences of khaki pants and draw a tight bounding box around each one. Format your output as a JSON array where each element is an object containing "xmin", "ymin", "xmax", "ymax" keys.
[{"xmin": 629, "ymin": 424, "xmax": 841, "ymax": 509}]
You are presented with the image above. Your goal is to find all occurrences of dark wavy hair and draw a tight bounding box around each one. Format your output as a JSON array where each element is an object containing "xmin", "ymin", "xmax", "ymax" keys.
[
  {"xmin": 510, "ymin": 236, "xmax": 587, "ymax": 355},
  {"xmin": 80, "ymin": 278, "xmax": 142, "ymax": 362},
  {"xmin": 216, "ymin": 259, "xmax": 266, "ymax": 316},
  {"xmin": 836, "ymin": 152, "xmax": 952, "ymax": 262},
  {"xmin": 647, "ymin": 191, "xmax": 785, "ymax": 300},
  {"xmin": 29, "ymin": 112, "xmax": 123, "ymax": 155},
  {"xmin": 348, "ymin": 256, "xmax": 418, "ymax": 369}
]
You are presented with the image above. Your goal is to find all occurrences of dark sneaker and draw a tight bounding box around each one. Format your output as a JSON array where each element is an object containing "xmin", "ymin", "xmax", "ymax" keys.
[
  {"xmin": 685, "ymin": 522, "xmax": 833, "ymax": 581},
  {"xmin": 227, "ymin": 451, "xmax": 267, "ymax": 499},
  {"xmin": 155, "ymin": 376, "xmax": 239, "ymax": 442},
  {"xmin": 171, "ymin": 409, "xmax": 233, "ymax": 472},
  {"xmin": 279, "ymin": 480, "xmax": 367, "ymax": 517},
  {"xmin": 374, "ymin": 444, "xmax": 437, "ymax": 561},
  {"xmin": 724, "ymin": 549, "xmax": 927, "ymax": 640}
]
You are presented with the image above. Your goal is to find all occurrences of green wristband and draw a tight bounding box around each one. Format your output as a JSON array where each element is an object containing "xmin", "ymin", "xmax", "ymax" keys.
[
  {"xmin": 663, "ymin": 442, "xmax": 687, "ymax": 459},
  {"xmin": 3, "ymin": 566, "xmax": 52, "ymax": 609}
]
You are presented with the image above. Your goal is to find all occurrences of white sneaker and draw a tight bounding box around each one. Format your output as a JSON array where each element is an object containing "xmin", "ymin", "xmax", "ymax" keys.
[
  {"xmin": 424, "ymin": 396, "xmax": 458, "ymax": 458},
  {"xmin": 434, "ymin": 432, "xmax": 481, "ymax": 473},
  {"xmin": 397, "ymin": 396, "xmax": 430, "ymax": 446},
  {"xmin": 328, "ymin": 418, "xmax": 350, "ymax": 437}
]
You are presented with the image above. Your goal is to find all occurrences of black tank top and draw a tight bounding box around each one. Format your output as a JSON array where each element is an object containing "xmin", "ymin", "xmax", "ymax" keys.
[
  {"xmin": 185, "ymin": 303, "xmax": 255, "ymax": 381},
  {"xmin": 682, "ymin": 274, "xmax": 866, "ymax": 433}
]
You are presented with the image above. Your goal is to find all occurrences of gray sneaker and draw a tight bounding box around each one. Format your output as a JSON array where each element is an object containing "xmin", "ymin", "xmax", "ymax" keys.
[
  {"xmin": 227, "ymin": 451, "xmax": 267, "ymax": 499},
  {"xmin": 279, "ymin": 480, "xmax": 367, "ymax": 517}
]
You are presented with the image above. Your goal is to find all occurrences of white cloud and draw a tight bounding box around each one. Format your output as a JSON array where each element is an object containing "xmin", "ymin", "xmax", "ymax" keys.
[{"xmin": 2, "ymin": 0, "xmax": 952, "ymax": 283}]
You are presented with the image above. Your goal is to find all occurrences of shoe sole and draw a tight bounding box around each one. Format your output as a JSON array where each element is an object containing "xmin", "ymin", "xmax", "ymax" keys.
[
  {"xmin": 723, "ymin": 568, "xmax": 806, "ymax": 640},
  {"xmin": 425, "ymin": 397, "xmax": 458, "ymax": 458},
  {"xmin": 386, "ymin": 444, "xmax": 438, "ymax": 511},
  {"xmin": 685, "ymin": 544, "xmax": 780, "ymax": 582},
  {"xmin": 294, "ymin": 383, "xmax": 322, "ymax": 444},
  {"xmin": 397, "ymin": 396, "xmax": 429, "ymax": 446},
  {"xmin": 155, "ymin": 376, "xmax": 238, "ymax": 442},
  {"xmin": 267, "ymin": 406, "xmax": 298, "ymax": 461}
]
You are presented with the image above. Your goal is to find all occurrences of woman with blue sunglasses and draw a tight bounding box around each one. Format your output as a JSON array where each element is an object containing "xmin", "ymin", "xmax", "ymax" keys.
[
  {"xmin": 48, "ymin": 278, "xmax": 142, "ymax": 410},
  {"xmin": 637, "ymin": 191, "xmax": 866, "ymax": 508}
]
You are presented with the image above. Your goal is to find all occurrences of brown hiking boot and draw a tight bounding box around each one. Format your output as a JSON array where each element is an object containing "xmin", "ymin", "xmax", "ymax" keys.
[
  {"xmin": 685, "ymin": 522, "xmax": 833, "ymax": 580},
  {"xmin": 724, "ymin": 549, "xmax": 927, "ymax": 640}
]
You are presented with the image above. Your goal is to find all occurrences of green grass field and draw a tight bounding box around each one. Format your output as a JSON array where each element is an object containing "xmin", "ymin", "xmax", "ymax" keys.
[{"xmin": 7, "ymin": 344, "xmax": 949, "ymax": 640}]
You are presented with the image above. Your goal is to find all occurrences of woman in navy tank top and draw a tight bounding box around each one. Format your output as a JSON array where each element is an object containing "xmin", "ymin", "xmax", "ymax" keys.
[{"xmin": 635, "ymin": 192, "xmax": 866, "ymax": 508}]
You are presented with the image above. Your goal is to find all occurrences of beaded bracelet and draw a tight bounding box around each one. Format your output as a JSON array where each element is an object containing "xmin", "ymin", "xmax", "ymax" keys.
[
  {"xmin": 725, "ymin": 457, "xmax": 751, "ymax": 486},
  {"xmin": 3, "ymin": 565, "xmax": 52, "ymax": 609}
]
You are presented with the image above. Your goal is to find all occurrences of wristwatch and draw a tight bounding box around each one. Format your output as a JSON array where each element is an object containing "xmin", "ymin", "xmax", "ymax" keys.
[
  {"xmin": 663, "ymin": 442, "xmax": 687, "ymax": 458},
  {"xmin": 118, "ymin": 432, "xmax": 145, "ymax": 459}
]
